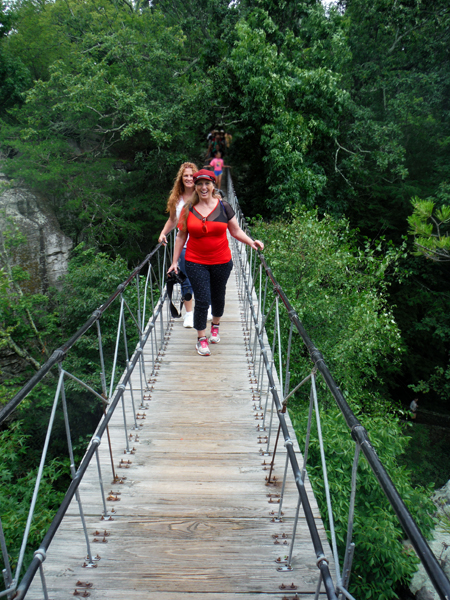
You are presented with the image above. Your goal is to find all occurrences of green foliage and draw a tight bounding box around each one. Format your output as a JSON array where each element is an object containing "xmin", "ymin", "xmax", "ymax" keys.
[
  {"xmin": 409, "ymin": 364, "xmax": 450, "ymax": 405},
  {"xmin": 152, "ymin": 0, "xmax": 240, "ymax": 60},
  {"xmin": 0, "ymin": 217, "xmax": 150, "ymax": 411},
  {"xmin": 400, "ymin": 194, "xmax": 450, "ymax": 407},
  {"xmin": 254, "ymin": 207, "xmax": 404, "ymax": 409},
  {"xmin": 0, "ymin": 421, "xmax": 65, "ymax": 574},
  {"xmin": 408, "ymin": 196, "xmax": 450, "ymax": 262},
  {"xmin": 398, "ymin": 424, "xmax": 450, "ymax": 489},
  {"xmin": 0, "ymin": 1, "xmax": 31, "ymax": 115},
  {"xmin": 227, "ymin": 6, "xmax": 348, "ymax": 214},
  {"xmin": 0, "ymin": 0, "xmax": 212, "ymax": 260},
  {"xmin": 51, "ymin": 243, "xmax": 146, "ymax": 429},
  {"xmin": 336, "ymin": 0, "xmax": 450, "ymax": 237},
  {"xmin": 57, "ymin": 243, "xmax": 131, "ymax": 336},
  {"xmin": 0, "ymin": 49, "xmax": 30, "ymax": 116},
  {"xmin": 0, "ymin": 216, "xmax": 59, "ymax": 379},
  {"xmin": 386, "ymin": 252, "xmax": 450, "ymax": 409}
]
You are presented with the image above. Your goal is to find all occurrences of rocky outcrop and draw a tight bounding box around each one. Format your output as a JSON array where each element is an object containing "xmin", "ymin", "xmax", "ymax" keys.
[
  {"xmin": 0, "ymin": 171, "xmax": 72, "ymax": 293},
  {"xmin": 409, "ymin": 480, "xmax": 450, "ymax": 599}
]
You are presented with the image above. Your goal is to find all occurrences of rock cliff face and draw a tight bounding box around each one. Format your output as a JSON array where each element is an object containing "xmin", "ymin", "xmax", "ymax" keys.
[
  {"xmin": 0, "ymin": 171, "xmax": 72, "ymax": 293},
  {"xmin": 409, "ymin": 479, "xmax": 450, "ymax": 599}
]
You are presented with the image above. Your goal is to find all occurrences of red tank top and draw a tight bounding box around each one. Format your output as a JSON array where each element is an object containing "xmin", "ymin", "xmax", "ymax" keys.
[{"xmin": 184, "ymin": 200, "xmax": 235, "ymax": 265}]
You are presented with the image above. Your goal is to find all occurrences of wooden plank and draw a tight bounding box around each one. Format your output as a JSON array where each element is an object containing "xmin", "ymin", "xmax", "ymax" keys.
[
  {"xmin": 27, "ymin": 264, "xmax": 334, "ymax": 600},
  {"xmin": 34, "ymin": 517, "xmax": 329, "ymax": 594}
]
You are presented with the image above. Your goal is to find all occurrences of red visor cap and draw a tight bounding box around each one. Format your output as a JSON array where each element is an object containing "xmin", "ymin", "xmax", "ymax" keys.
[{"xmin": 193, "ymin": 169, "xmax": 216, "ymax": 184}]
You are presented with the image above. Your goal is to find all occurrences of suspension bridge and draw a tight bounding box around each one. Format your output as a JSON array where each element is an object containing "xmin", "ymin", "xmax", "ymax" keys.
[{"xmin": 1, "ymin": 173, "xmax": 449, "ymax": 600}]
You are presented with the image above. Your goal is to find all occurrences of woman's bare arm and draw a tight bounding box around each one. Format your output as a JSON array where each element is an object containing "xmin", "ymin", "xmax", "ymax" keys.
[
  {"xmin": 158, "ymin": 213, "xmax": 177, "ymax": 245},
  {"xmin": 227, "ymin": 217, "xmax": 264, "ymax": 251}
]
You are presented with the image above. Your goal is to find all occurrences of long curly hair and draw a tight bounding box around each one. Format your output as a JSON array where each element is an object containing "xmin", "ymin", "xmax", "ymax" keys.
[{"xmin": 165, "ymin": 162, "xmax": 198, "ymax": 217}]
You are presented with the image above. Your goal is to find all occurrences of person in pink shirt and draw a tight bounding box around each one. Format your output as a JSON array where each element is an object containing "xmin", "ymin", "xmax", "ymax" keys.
[{"xmin": 207, "ymin": 151, "xmax": 230, "ymax": 190}]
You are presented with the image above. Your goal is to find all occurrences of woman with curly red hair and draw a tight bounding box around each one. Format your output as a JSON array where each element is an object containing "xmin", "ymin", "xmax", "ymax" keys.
[{"xmin": 158, "ymin": 162, "xmax": 198, "ymax": 328}]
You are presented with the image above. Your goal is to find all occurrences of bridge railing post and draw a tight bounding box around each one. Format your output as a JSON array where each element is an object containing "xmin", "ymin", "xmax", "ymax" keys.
[
  {"xmin": 121, "ymin": 300, "xmax": 138, "ymax": 432},
  {"xmin": 340, "ymin": 443, "xmax": 360, "ymax": 597},
  {"xmin": 138, "ymin": 275, "xmax": 150, "ymax": 391},
  {"xmin": 277, "ymin": 491, "xmax": 301, "ymax": 573},
  {"xmin": 37, "ymin": 562, "xmax": 49, "ymax": 600},
  {"xmin": 252, "ymin": 264, "xmax": 262, "ymax": 360},
  {"xmin": 0, "ymin": 517, "xmax": 13, "ymax": 599},
  {"xmin": 310, "ymin": 372, "xmax": 342, "ymax": 590},
  {"xmin": 96, "ymin": 318, "xmax": 118, "ymax": 484},
  {"xmin": 13, "ymin": 369, "xmax": 65, "ymax": 586},
  {"xmin": 147, "ymin": 263, "xmax": 156, "ymax": 377},
  {"xmin": 58, "ymin": 364, "xmax": 96, "ymax": 566},
  {"xmin": 135, "ymin": 274, "xmax": 147, "ymax": 410},
  {"xmin": 109, "ymin": 294, "xmax": 125, "ymax": 401},
  {"xmin": 94, "ymin": 446, "xmax": 110, "ymax": 520}
]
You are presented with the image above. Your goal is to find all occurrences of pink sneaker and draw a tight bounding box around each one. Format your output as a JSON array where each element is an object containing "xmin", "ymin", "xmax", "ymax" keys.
[
  {"xmin": 196, "ymin": 336, "xmax": 211, "ymax": 356},
  {"xmin": 210, "ymin": 324, "xmax": 220, "ymax": 344}
]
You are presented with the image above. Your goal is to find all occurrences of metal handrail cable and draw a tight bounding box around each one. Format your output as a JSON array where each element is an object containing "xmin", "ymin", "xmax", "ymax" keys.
[
  {"xmin": 13, "ymin": 291, "xmax": 164, "ymax": 599},
  {"xmin": 0, "ymin": 244, "xmax": 164, "ymax": 426},
  {"xmin": 0, "ymin": 239, "xmax": 172, "ymax": 598},
  {"xmin": 261, "ymin": 257, "xmax": 450, "ymax": 600},
  {"xmin": 226, "ymin": 208, "xmax": 338, "ymax": 597},
  {"xmin": 226, "ymin": 169, "xmax": 450, "ymax": 600}
]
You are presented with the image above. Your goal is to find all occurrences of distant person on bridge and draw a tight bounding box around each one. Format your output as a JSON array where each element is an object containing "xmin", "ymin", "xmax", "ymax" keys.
[
  {"xmin": 410, "ymin": 398, "xmax": 419, "ymax": 420},
  {"xmin": 168, "ymin": 169, "xmax": 264, "ymax": 356},
  {"xmin": 207, "ymin": 128, "xmax": 216, "ymax": 146},
  {"xmin": 224, "ymin": 131, "xmax": 232, "ymax": 149},
  {"xmin": 205, "ymin": 150, "xmax": 230, "ymax": 190},
  {"xmin": 206, "ymin": 131, "xmax": 225, "ymax": 160},
  {"xmin": 158, "ymin": 162, "xmax": 199, "ymax": 329},
  {"xmin": 219, "ymin": 130, "xmax": 226, "ymax": 155}
]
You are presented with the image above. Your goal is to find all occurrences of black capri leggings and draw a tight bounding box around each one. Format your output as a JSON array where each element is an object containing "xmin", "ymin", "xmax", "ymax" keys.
[{"xmin": 185, "ymin": 260, "xmax": 233, "ymax": 331}]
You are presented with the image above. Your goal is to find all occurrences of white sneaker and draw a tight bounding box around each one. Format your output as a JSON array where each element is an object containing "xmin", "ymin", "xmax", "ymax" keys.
[
  {"xmin": 183, "ymin": 311, "xmax": 194, "ymax": 328},
  {"xmin": 196, "ymin": 337, "xmax": 211, "ymax": 356},
  {"xmin": 207, "ymin": 306, "xmax": 212, "ymax": 321},
  {"xmin": 210, "ymin": 324, "xmax": 220, "ymax": 344}
]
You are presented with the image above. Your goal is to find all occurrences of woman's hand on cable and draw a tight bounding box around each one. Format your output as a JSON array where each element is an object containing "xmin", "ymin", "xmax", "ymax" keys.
[
  {"xmin": 158, "ymin": 232, "xmax": 168, "ymax": 245},
  {"xmin": 251, "ymin": 239, "xmax": 264, "ymax": 251}
]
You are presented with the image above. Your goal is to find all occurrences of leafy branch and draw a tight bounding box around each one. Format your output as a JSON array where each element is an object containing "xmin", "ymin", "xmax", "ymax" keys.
[{"xmin": 408, "ymin": 198, "xmax": 450, "ymax": 262}]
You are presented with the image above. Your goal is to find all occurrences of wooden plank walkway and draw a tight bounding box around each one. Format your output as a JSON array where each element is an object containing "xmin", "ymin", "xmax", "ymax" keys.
[{"xmin": 27, "ymin": 257, "xmax": 333, "ymax": 599}]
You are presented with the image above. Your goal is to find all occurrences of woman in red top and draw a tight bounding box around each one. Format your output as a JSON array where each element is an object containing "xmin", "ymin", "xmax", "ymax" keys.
[{"xmin": 168, "ymin": 169, "xmax": 264, "ymax": 356}]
